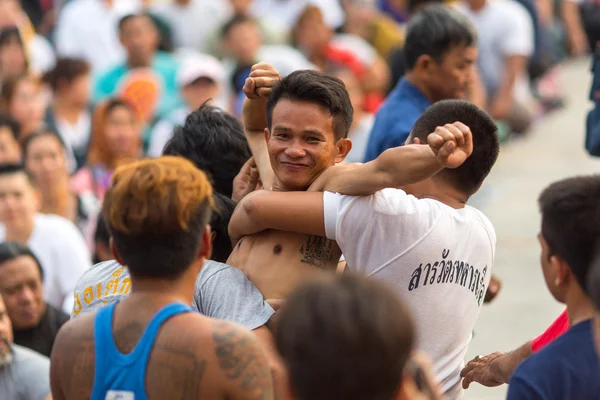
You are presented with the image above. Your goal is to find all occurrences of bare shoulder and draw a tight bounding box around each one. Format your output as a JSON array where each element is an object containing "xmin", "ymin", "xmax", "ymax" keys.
[
  {"xmin": 209, "ymin": 319, "xmax": 274, "ymax": 400},
  {"xmin": 53, "ymin": 313, "xmax": 96, "ymax": 354}
]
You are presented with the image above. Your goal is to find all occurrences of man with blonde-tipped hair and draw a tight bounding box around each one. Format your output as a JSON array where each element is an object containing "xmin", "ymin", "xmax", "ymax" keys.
[{"xmin": 50, "ymin": 157, "xmax": 273, "ymax": 400}]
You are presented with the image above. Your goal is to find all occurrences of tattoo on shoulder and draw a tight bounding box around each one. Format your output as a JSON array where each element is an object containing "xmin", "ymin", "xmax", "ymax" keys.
[
  {"xmin": 212, "ymin": 321, "xmax": 273, "ymax": 400},
  {"xmin": 300, "ymin": 236, "xmax": 335, "ymax": 269}
]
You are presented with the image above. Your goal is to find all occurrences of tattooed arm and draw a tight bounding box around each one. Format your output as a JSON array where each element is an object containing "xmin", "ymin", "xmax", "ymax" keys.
[{"xmin": 212, "ymin": 321, "xmax": 275, "ymax": 400}]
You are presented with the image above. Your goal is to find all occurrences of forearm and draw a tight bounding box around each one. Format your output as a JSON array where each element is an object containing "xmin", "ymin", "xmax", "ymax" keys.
[
  {"xmin": 562, "ymin": 1, "xmax": 586, "ymax": 43},
  {"xmin": 494, "ymin": 341, "xmax": 533, "ymax": 383},
  {"xmin": 228, "ymin": 200, "xmax": 265, "ymax": 242},
  {"xmin": 319, "ymin": 145, "xmax": 442, "ymax": 195}
]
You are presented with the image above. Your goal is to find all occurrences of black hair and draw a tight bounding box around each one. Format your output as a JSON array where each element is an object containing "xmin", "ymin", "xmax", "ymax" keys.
[
  {"xmin": 118, "ymin": 12, "xmax": 156, "ymax": 32},
  {"xmin": 586, "ymin": 239, "xmax": 600, "ymax": 309},
  {"xmin": 210, "ymin": 193, "xmax": 236, "ymax": 263},
  {"xmin": 0, "ymin": 113, "xmax": 20, "ymax": 141},
  {"xmin": 0, "ymin": 242, "xmax": 44, "ymax": 281},
  {"xmin": 0, "ymin": 163, "xmax": 36, "ymax": 186},
  {"xmin": 410, "ymin": 99, "xmax": 499, "ymax": 194},
  {"xmin": 539, "ymin": 175, "xmax": 600, "ymax": 293},
  {"xmin": 42, "ymin": 57, "xmax": 90, "ymax": 91},
  {"xmin": 266, "ymin": 69, "xmax": 354, "ymax": 141},
  {"xmin": 21, "ymin": 130, "xmax": 67, "ymax": 161},
  {"xmin": 404, "ymin": 4, "xmax": 477, "ymax": 71},
  {"xmin": 0, "ymin": 26, "xmax": 23, "ymax": 49},
  {"xmin": 93, "ymin": 214, "xmax": 111, "ymax": 264},
  {"xmin": 408, "ymin": 0, "xmax": 444, "ymax": 14},
  {"xmin": 162, "ymin": 103, "xmax": 251, "ymax": 198},
  {"xmin": 275, "ymin": 274, "xmax": 415, "ymax": 400},
  {"xmin": 221, "ymin": 13, "xmax": 255, "ymax": 39}
]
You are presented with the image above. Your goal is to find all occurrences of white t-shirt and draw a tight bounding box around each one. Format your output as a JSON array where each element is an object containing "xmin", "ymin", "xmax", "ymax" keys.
[
  {"xmin": 0, "ymin": 214, "xmax": 92, "ymax": 314},
  {"xmin": 55, "ymin": 0, "xmax": 142, "ymax": 72},
  {"xmin": 250, "ymin": 0, "xmax": 345, "ymax": 29},
  {"xmin": 323, "ymin": 189, "xmax": 496, "ymax": 398},
  {"xmin": 455, "ymin": 0, "xmax": 534, "ymax": 97}
]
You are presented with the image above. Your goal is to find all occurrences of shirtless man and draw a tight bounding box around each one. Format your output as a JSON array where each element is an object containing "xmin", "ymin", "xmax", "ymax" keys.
[
  {"xmin": 227, "ymin": 63, "xmax": 473, "ymax": 300},
  {"xmin": 50, "ymin": 157, "xmax": 273, "ymax": 400}
]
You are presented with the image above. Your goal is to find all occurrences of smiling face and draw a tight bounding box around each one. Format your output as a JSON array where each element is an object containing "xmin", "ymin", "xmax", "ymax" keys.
[{"xmin": 266, "ymin": 99, "xmax": 349, "ymax": 191}]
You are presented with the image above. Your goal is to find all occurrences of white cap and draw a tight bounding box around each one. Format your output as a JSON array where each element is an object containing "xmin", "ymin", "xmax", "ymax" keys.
[{"xmin": 177, "ymin": 53, "xmax": 226, "ymax": 87}]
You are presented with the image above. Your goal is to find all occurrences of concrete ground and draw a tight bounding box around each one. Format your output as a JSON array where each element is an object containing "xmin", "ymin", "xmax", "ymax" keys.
[{"xmin": 463, "ymin": 58, "xmax": 599, "ymax": 400}]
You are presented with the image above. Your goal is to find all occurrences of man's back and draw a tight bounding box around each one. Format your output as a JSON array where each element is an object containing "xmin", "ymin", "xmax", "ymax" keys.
[
  {"xmin": 227, "ymin": 229, "xmax": 341, "ymax": 299},
  {"xmin": 507, "ymin": 319, "xmax": 600, "ymax": 399},
  {"xmin": 323, "ymin": 188, "xmax": 496, "ymax": 398},
  {"xmin": 51, "ymin": 300, "xmax": 272, "ymax": 400}
]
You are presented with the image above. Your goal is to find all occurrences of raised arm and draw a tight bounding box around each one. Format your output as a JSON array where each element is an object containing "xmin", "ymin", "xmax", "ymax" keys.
[
  {"xmin": 242, "ymin": 63, "xmax": 281, "ymax": 190},
  {"xmin": 309, "ymin": 122, "xmax": 473, "ymax": 195}
]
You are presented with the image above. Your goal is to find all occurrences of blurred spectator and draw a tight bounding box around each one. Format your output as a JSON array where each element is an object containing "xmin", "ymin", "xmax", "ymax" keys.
[
  {"xmin": 456, "ymin": 0, "xmax": 536, "ymax": 135},
  {"xmin": 220, "ymin": 14, "xmax": 314, "ymax": 116},
  {"xmin": 55, "ymin": 0, "xmax": 142, "ymax": 72},
  {"xmin": 0, "ymin": 74, "xmax": 45, "ymax": 141},
  {"xmin": 364, "ymin": 5, "xmax": 477, "ymax": 161},
  {"xmin": 0, "ymin": 242, "xmax": 69, "ymax": 358},
  {"xmin": 0, "ymin": 113, "xmax": 21, "ymax": 164},
  {"xmin": 562, "ymin": 0, "xmax": 600, "ymax": 55},
  {"xmin": 250, "ymin": 0, "xmax": 346, "ymax": 29},
  {"xmin": 0, "ymin": 27, "xmax": 28, "ymax": 85},
  {"xmin": 379, "ymin": 0, "xmax": 411, "ymax": 22},
  {"xmin": 20, "ymin": 0, "xmax": 58, "ymax": 37},
  {"xmin": 341, "ymin": 0, "xmax": 405, "ymax": 60},
  {"xmin": 22, "ymin": 131, "xmax": 98, "ymax": 235},
  {"xmin": 43, "ymin": 58, "xmax": 92, "ymax": 171},
  {"xmin": 92, "ymin": 13, "xmax": 181, "ymax": 129},
  {"xmin": 0, "ymin": 164, "xmax": 92, "ymax": 314},
  {"xmin": 72, "ymin": 99, "xmax": 141, "ymax": 202},
  {"xmin": 148, "ymin": 53, "xmax": 226, "ymax": 157},
  {"xmin": 0, "ymin": 294, "xmax": 51, "ymax": 400},
  {"xmin": 162, "ymin": 104, "xmax": 251, "ymax": 198},
  {"xmin": 293, "ymin": 5, "xmax": 391, "ymax": 102},
  {"xmin": 331, "ymin": 68, "xmax": 375, "ymax": 163},
  {"xmin": 0, "ymin": 0, "xmax": 55, "ymax": 76},
  {"xmin": 150, "ymin": 0, "xmax": 232, "ymax": 54}
]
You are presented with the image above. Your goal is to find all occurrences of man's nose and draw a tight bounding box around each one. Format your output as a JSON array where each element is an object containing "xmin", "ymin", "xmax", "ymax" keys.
[{"xmin": 284, "ymin": 141, "xmax": 307, "ymax": 158}]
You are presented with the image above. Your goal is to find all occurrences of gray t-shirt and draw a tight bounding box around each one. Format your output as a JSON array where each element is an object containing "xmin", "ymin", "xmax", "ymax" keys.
[
  {"xmin": 0, "ymin": 344, "xmax": 50, "ymax": 400},
  {"xmin": 71, "ymin": 260, "xmax": 274, "ymax": 330}
]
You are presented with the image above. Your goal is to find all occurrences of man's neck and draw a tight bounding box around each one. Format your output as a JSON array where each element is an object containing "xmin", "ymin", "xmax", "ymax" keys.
[
  {"xmin": 127, "ymin": 266, "xmax": 201, "ymax": 308},
  {"xmin": 54, "ymin": 98, "xmax": 85, "ymax": 124},
  {"xmin": 128, "ymin": 56, "xmax": 153, "ymax": 69},
  {"xmin": 565, "ymin": 287, "xmax": 596, "ymax": 326},
  {"xmin": 5, "ymin": 218, "xmax": 35, "ymax": 243},
  {"xmin": 405, "ymin": 73, "xmax": 436, "ymax": 104},
  {"xmin": 407, "ymin": 180, "xmax": 469, "ymax": 209}
]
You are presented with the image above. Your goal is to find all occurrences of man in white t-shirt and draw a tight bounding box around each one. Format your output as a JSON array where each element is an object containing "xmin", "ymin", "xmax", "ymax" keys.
[
  {"xmin": 229, "ymin": 99, "xmax": 500, "ymax": 399},
  {"xmin": 455, "ymin": 0, "xmax": 535, "ymax": 135},
  {"xmin": 0, "ymin": 165, "xmax": 91, "ymax": 314}
]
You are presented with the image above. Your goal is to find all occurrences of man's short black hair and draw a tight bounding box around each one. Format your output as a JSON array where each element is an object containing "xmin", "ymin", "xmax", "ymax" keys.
[
  {"xmin": 162, "ymin": 104, "xmax": 251, "ymax": 198},
  {"xmin": 118, "ymin": 12, "xmax": 155, "ymax": 32},
  {"xmin": 210, "ymin": 193, "xmax": 236, "ymax": 263},
  {"xmin": 0, "ymin": 113, "xmax": 20, "ymax": 141},
  {"xmin": 0, "ymin": 163, "xmax": 35, "ymax": 186},
  {"xmin": 408, "ymin": 0, "xmax": 444, "ymax": 14},
  {"xmin": 410, "ymin": 99, "xmax": 499, "ymax": 194},
  {"xmin": 539, "ymin": 175, "xmax": 600, "ymax": 293},
  {"xmin": 586, "ymin": 239, "xmax": 600, "ymax": 309},
  {"xmin": 266, "ymin": 70, "xmax": 353, "ymax": 141},
  {"xmin": 404, "ymin": 4, "xmax": 477, "ymax": 71},
  {"xmin": 220, "ymin": 13, "xmax": 255, "ymax": 39},
  {"xmin": 0, "ymin": 242, "xmax": 44, "ymax": 281},
  {"xmin": 275, "ymin": 274, "xmax": 414, "ymax": 400}
]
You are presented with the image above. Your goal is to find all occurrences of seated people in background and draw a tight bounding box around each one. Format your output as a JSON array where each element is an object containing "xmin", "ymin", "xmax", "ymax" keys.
[
  {"xmin": 162, "ymin": 104, "xmax": 252, "ymax": 199},
  {"xmin": 230, "ymin": 98, "xmax": 499, "ymax": 399},
  {"xmin": 275, "ymin": 273, "xmax": 441, "ymax": 400},
  {"xmin": 148, "ymin": 54, "xmax": 227, "ymax": 158},
  {"xmin": 23, "ymin": 131, "xmax": 98, "ymax": 236},
  {"xmin": 455, "ymin": 0, "xmax": 535, "ymax": 135},
  {"xmin": 0, "ymin": 113, "xmax": 21, "ymax": 164},
  {"xmin": 506, "ymin": 175, "xmax": 600, "ymax": 400},
  {"xmin": 0, "ymin": 164, "xmax": 91, "ymax": 314},
  {"xmin": 51, "ymin": 157, "xmax": 274, "ymax": 400},
  {"xmin": 0, "ymin": 242, "xmax": 68, "ymax": 357},
  {"xmin": 364, "ymin": 5, "xmax": 479, "ymax": 161},
  {"xmin": 0, "ymin": 294, "xmax": 51, "ymax": 400},
  {"xmin": 43, "ymin": 57, "xmax": 93, "ymax": 171},
  {"xmin": 92, "ymin": 13, "xmax": 181, "ymax": 126}
]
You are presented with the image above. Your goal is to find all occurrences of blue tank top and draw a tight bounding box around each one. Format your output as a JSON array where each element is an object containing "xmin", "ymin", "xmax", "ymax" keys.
[{"xmin": 90, "ymin": 302, "xmax": 192, "ymax": 400}]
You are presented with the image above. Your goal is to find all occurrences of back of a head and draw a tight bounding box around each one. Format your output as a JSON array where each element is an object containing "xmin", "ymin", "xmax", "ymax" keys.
[
  {"xmin": 209, "ymin": 193, "xmax": 236, "ymax": 263},
  {"xmin": 266, "ymin": 69, "xmax": 354, "ymax": 141},
  {"xmin": 411, "ymin": 99, "xmax": 499, "ymax": 194},
  {"xmin": 274, "ymin": 274, "xmax": 415, "ymax": 400},
  {"xmin": 103, "ymin": 156, "xmax": 214, "ymax": 280},
  {"xmin": 404, "ymin": 4, "xmax": 477, "ymax": 71},
  {"xmin": 587, "ymin": 239, "xmax": 600, "ymax": 311},
  {"xmin": 162, "ymin": 104, "xmax": 251, "ymax": 198},
  {"xmin": 539, "ymin": 175, "xmax": 600, "ymax": 292}
]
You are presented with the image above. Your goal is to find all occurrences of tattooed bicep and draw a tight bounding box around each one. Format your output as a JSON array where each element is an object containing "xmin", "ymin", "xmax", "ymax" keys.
[{"xmin": 212, "ymin": 321, "xmax": 274, "ymax": 400}]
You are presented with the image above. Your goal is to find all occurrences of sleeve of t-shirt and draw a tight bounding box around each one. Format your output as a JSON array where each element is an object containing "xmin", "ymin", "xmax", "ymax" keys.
[
  {"xmin": 193, "ymin": 265, "xmax": 275, "ymax": 330},
  {"xmin": 531, "ymin": 309, "xmax": 569, "ymax": 352},
  {"xmin": 17, "ymin": 348, "xmax": 51, "ymax": 400},
  {"xmin": 501, "ymin": 4, "xmax": 534, "ymax": 57}
]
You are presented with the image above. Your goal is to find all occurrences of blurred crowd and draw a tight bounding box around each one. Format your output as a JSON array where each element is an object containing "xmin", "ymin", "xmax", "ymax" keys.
[{"xmin": 0, "ymin": 0, "xmax": 598, "ymax": 399}]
